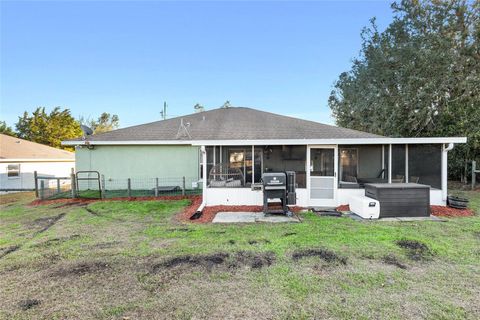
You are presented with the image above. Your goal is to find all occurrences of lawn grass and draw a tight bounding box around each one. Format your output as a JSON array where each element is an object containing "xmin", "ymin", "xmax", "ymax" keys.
[{"xmin": 0, "ymin": 190, "xmax": 479, "ymax": 319}]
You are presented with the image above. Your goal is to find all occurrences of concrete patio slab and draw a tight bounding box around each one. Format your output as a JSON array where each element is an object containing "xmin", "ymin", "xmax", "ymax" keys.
[
  {"xmin": 345, "ymin": 212, "xmax": 444, "ymax": 222},
  {"xmin": 212, "ymin": 212, "xmax": 299, "ymax": 223}
]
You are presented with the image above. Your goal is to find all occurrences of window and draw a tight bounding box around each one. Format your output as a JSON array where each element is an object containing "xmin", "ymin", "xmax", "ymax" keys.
[{"xmin": 7, "ymin": 164, "xmax": 20, "ymax": 178}]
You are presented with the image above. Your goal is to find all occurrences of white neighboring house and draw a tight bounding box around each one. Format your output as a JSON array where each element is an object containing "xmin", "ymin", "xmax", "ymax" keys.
[{"xmin": 0, "ymin": 134, "xmax": 75, "ymax": 192}]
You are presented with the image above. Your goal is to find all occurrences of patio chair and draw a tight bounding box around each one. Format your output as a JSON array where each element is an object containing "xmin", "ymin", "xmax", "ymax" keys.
[{"xmin": 410, "ymin": 176, "xmax": 420, "ymax": 183}]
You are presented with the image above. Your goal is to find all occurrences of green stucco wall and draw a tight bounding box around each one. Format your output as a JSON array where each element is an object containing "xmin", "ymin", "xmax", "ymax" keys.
[{"xmin": 75, "ymin": 145, "xmax": 200, "ymax": 180}]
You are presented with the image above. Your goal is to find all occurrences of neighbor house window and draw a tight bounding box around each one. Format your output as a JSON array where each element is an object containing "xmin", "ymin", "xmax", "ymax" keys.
[{"xmin": 7, "ymin": 164, "xmax": 20, "ymax": 178}]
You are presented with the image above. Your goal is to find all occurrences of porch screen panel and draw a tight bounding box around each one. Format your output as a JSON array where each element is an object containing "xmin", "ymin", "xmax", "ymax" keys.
[
  {"xmin": 408, "ymin": 144, "xmax": 441, "ymax": 189},
  {"xmin": 263, "ymin": 145, "xmax": 306, "ymax": 188},
  {"xmin": 391, "ymin": 145, "xmax": 406, "ymax": 182}
]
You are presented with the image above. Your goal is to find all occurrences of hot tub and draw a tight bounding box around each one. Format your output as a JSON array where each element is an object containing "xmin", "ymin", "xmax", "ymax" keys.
[{"xmin": 364, "ymin": 183, "xmax": 430, "ymax": 218}]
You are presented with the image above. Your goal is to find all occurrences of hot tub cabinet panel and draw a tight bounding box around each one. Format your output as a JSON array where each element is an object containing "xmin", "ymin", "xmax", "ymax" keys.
[{"xmin": 364, "ymin": 183, "xmax": 431, "ymax": 218}]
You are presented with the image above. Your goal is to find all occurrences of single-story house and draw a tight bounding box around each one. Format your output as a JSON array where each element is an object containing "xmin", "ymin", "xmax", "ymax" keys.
[
  {"xmin": 63, "ymin": 107, "xmax": 466, "ymax": 209},
  {"xmin": 0, "ymin": 134, "xmax": 75, "ymax": 192}
]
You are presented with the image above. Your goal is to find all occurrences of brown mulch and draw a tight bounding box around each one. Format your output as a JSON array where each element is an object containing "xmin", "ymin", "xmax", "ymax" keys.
[
  {"xmin": 336, "ymin": 204, "xmax": 475, "ymax": 217},
  {"xmin": 29, "ymin": 195, "xmax": 198, "ymax": 207},
  {"xmin": 336, "ymin": 204, "xmax": 350, "ymax": 212},
  {"xmin": 430, "ymin": 205, "xmax": 475, "ymax": 217}
]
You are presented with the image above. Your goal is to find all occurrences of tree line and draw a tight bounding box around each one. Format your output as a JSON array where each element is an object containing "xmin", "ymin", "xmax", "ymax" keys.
[
  {"xmin": 329, "ymin": 0, "xmax": 480, "ymax": 180},
  {"xmin": 0, "ymin": 107, "xmax": 119, "ymax": 151}
]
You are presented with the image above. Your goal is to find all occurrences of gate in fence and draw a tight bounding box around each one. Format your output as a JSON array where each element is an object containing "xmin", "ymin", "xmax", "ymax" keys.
[{"xmin": 75, "ymin": 171, "xmax": 102, "ymax": 199}]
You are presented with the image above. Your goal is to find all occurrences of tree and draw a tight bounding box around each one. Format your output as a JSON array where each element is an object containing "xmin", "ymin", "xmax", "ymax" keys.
[
  {"xmin": 329, "ymin": 0, "xmax": 480, "ymax": 179},
  {"xmin": 0, "ymin": 121, "xmax": 17, "ymax": 137},
  {"xmin": 79, "ymin": 112, "xmax": 119, "ymax": 134},
  {"xmin": 15, "ymin": 107, "xmax": 82, "ymax": 150}
]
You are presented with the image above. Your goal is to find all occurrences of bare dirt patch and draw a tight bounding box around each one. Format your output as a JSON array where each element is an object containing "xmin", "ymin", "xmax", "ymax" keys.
[
  {"xmin": 84, "ymin": 207, "xmax": 100, "ymax": 216},
  {"xmin": 230, "ymin": 251, "xmax": 276, "ymax": 269},
  {"xmin": 283, "ymin": 232, "xmax": 297, "ymax": 237},
  {"xmin": 167, "ymin": 227, "xmax": 192, "ymax": 232},
  {"xmin": 51, "ymin": 261, "xmax": 111, "ymax": 277},
  {"xmin": 396, "ymin": 239, "xmax": 434, "ymax": 261},
  {"xmin": 292, "ymin": 248, "xmax": 347, "ymax": 265},
  {"xmin": 153, "ymin": 253, "xmax": 228, "ymax": 272},
  {"xmin": 53, "ymin": 201, "xmax": 88, "ymax": 209},
  {"xmin": 34, "ymin": 234, "xmax": 81, "ymax": 247},
  {"xmin": 382, "ymin": 254, "xmax": 407, "ymax": 269},
  {"xmin": 18, "ymin": 299, "xmax": 41, "ymax": 311},
  {"xmin": 0, "ymin": 245, "xmax": 20, "ymax": 259},
  {"xmin": 31, "ymin": 213, "xmax": 66, "ymax": 235},
  {"xmin": 248, "ymin": 239, "xmax": 271, "ymax": 245},
  {"xmin": 152, "ymin": 251, "xmax": 276, "ymax": 273}
]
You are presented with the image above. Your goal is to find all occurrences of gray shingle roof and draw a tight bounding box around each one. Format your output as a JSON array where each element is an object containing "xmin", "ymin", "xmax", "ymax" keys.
[{"xmin": 70, "ymin": 107, "xmax": 382, "ymax": 142}]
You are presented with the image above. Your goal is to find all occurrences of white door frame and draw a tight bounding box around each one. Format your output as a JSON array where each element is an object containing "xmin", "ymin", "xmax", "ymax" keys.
[{"xmin": 306, "ymin": 145, "xmax": 338, "ymax": 207}]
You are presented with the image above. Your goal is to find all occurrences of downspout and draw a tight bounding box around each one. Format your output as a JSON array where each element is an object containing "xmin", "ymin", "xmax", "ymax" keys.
[
  {"xmin": 194, "ymin": 145, "xmax": 208, "ymax": 216},
  {"xmin": 441, "ymin": 143, "xmax": 454, "ymax": 203}
]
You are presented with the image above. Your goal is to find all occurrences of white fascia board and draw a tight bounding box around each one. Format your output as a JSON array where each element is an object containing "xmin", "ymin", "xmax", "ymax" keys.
[
  {"xmin": 62, "ymin": 136, "xmax": 467, "ymax": 146},
  {"xmin": 191, "ymin": 137, "xmax": 467, "ymax": 146},
  {"xmin": 62, "ymin": 140, "xmax": 193, "ymax": 146},
  {"xmin": 0, "ymin": 158, "xmax": 75, "ymax": 163}
]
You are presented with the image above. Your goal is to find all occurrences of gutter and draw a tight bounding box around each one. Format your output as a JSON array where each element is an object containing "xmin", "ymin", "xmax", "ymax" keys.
[{"xmin": 192, "ymin": 145, "xmax": 207, "ymax": 219}]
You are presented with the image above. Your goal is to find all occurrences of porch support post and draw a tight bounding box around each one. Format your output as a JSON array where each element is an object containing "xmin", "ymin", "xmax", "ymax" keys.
[
  {"xmin": 388, "ymin": 144, "xmax": 392, "ymax": 183},
  {"xmin": 442, "ymin": 143, "xmax": 454, "ymax": 202},
  {"xmin": 251, "ymin": 145, "xmax": 255, "ymax": 183},
  {"xmin": 405, "ymin": 144, "xmax": 409, "ymax": 183},
  {"xmin": 213, "ymin": 146, "xmax": 216, "ymax": 167},
  {"xmin": 201, "ymin": 145, "xmax": 207, "ymax": 204},
  {"xmin": 381, "ymin": 145, "xmax": 385, "ymax": 179}
]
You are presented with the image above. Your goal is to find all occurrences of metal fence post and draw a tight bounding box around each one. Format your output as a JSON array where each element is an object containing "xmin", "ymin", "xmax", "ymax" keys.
[
  {"xmin": 40, "ymin": 180, "xmax": 45, "ymax": 200},
  {"xmin": 182, "ymin": 176, "xmax": 186, "ymax": 196},
  {"xmin": 155, "ymin": 178, "xmax": 159, "ymax": 197},
  {"xmin": 127, "ymin": 178, "xmax": 131, "ymax": 197},
  {"xmin": 101, "ymin": 174, "xmax": 106, "ymax": 199},
  {"xmin": 34, "ymin": 171, "xmax": 39, "ymax": 198}
]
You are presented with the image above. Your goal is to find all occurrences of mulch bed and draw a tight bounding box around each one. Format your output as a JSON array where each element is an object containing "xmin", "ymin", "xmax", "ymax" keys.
[
  {"xmin": 336, "ymin": 204, "xmax": 475, "ymax": 217},
  {"xmin": 430, "ymin": 205, "xmax": 475, "ymax": 217},
  {"xmin": 29, "ymin": 195, "xmax": 198, "ymax": 207}
]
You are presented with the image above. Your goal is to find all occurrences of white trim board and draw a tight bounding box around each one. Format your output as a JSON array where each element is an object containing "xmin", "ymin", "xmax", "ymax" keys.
[
  {"xmin": 63, "ymin": 137, "xmax": 467, "ymax": 146},
  {"xmin": 0, "ymin": 159, "xmax": 75, "ymax": 163}
]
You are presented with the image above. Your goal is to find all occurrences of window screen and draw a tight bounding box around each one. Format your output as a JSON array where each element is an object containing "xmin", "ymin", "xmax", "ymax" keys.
[
  {"xmin": 408, "ymin": 144, "xmax": 441, "ymax": 189},
  {"xmin": 391, "ymin": 145, "xmax": 406, "ymax": 182}
]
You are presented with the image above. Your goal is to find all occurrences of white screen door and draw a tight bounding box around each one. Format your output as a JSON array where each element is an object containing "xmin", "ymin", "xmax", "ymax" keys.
[{"xmin": 308, "ymin": 146, "xmax": 337, "ymax": 207}]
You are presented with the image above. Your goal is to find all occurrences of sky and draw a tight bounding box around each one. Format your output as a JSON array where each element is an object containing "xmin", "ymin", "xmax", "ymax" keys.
[{"xmin": 0, "ymin": 0, "xmax": 393, "ymax": 129}]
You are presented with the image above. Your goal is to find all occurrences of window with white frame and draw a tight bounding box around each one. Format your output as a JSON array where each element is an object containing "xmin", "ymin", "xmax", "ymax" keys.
[{"xmin": 7, "ymin": 164, "xmax": 20, "ymax": 178}]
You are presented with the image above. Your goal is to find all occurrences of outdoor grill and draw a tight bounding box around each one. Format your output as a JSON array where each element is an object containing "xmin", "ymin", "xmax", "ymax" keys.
[{"xmin": 262, "ymin": 171, "xmax": 296, "ymax": 216}]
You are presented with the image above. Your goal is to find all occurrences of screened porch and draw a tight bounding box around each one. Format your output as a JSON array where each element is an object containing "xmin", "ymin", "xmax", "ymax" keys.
[
  {"xmin": 338, "ymin": 144, "xmax": 442, "ymax": 189},
  {"xmin": 202, "ymin": 145, "xmax": 307, "ymax": 189}
]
